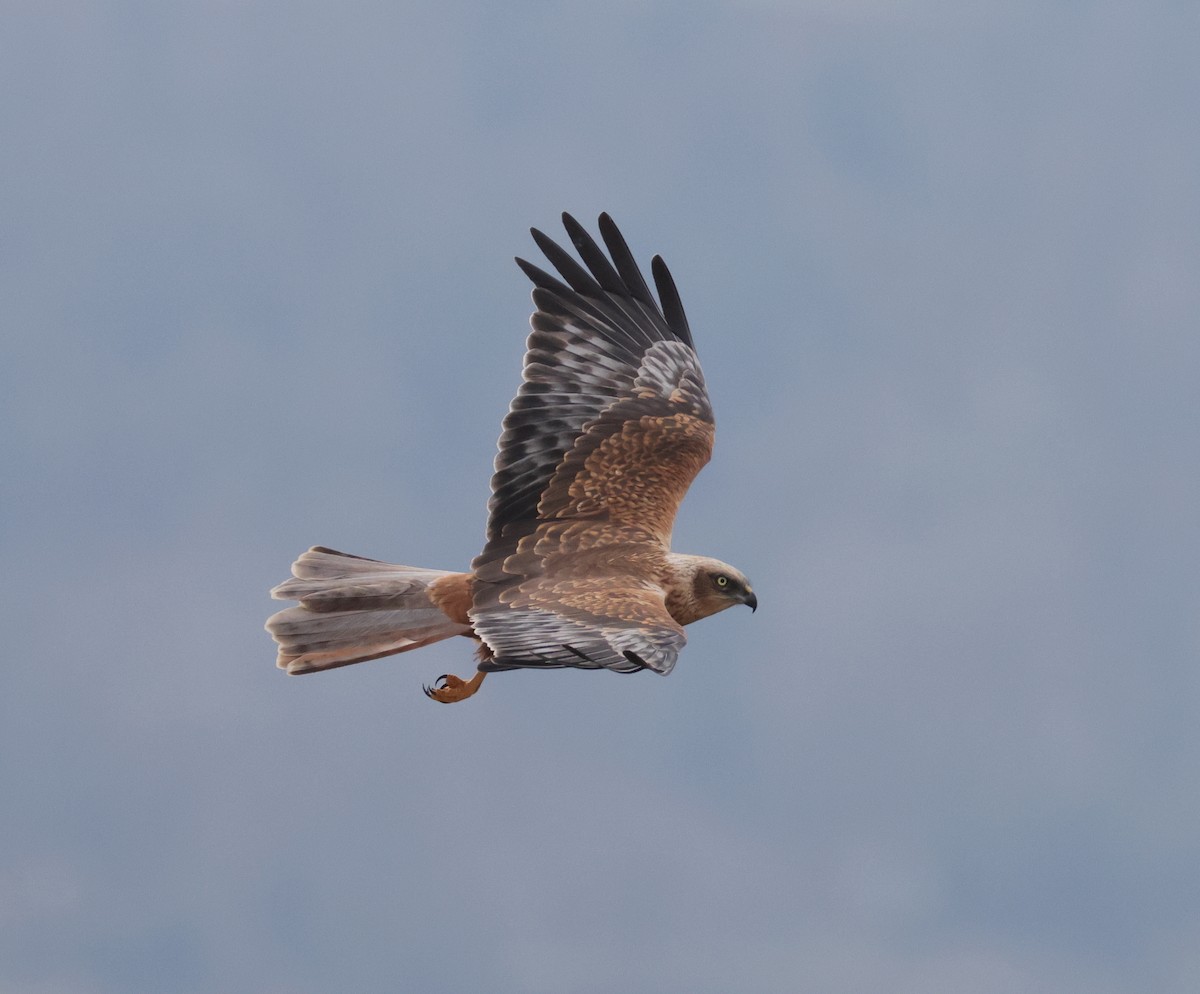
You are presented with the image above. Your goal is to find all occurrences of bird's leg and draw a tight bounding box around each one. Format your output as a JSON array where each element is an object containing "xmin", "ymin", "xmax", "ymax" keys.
[{"xmin": 422, "ymin": 670, "xmax": 486, "ymax": 704}]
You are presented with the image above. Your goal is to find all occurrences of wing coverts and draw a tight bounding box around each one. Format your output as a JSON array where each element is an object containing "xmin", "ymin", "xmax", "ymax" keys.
[{"xmin": 470, "ymin": 213, "xmax": 715, "ymax": 675}]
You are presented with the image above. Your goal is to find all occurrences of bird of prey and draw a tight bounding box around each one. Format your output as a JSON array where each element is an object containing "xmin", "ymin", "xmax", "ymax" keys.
[{"xmin": 266, "ymin": 213, "xmax": 756, "ymax": 703}]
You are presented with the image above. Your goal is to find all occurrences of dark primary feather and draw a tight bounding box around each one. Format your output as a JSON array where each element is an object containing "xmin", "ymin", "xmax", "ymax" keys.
[
  {"xmin": 530, "ymin": 227, "xmax": 607, "ymax": 299},
  {"xmin": 561, "ymin": 213, "xmax": 626, "ymax": 294},
  {"xmin": 651, "ymin": 255, "xmax": 693, "ymax": 349},
  {"xmin": 597, "ymin": 212, "xmax": 659, "ymax": 318}
]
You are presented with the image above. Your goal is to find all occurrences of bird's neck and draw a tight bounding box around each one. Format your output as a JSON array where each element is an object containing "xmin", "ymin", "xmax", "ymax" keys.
[{"xmin": 662, "ymin": 553, "xmax": 709, "ymax": 626}]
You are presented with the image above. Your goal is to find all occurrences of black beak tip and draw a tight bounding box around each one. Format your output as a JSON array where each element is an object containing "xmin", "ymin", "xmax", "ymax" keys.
[{"xmin": 746, "ymin": 591, "xmax": 758, "ymax": 613}]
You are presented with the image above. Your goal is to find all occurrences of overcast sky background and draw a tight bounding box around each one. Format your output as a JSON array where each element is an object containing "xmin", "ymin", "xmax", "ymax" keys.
[{"xmin": 3, "ymin": 2, "xmax": 1199, "ymax": 992}]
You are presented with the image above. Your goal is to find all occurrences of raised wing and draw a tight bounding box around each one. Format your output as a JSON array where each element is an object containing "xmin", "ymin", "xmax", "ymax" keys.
[
  {"xmin": 470, "ymin": 214, "xmax": 713, "ymax": 674},
  {"xmin": 480, "ymin": 212, "xmax": 712, "ymax": 556}
]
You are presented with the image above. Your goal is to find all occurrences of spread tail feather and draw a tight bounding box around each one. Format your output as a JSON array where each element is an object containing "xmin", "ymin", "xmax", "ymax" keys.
[{"xmin": 266, "ymin": 547, "xmax": 471, "ymax": 675}]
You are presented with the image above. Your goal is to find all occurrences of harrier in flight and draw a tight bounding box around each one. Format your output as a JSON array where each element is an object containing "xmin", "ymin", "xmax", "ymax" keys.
[{"xmin": 266, "ymin": 214, "xmax": 755, "ymax": 702}]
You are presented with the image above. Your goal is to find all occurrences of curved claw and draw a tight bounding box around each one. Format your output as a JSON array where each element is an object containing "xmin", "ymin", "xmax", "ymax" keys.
[
  {"xmin": 422, "ymin": 675, "xmax": 453, "ymax": 698},
  {"xmin": 421, "ymin": 670, "xmax": 486, "ymax": 704}
]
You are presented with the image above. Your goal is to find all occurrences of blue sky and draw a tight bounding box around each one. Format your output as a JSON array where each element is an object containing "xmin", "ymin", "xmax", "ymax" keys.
[{"xmin": 3, "ymin": 2, "xmax": 1199, "ymax": 992}]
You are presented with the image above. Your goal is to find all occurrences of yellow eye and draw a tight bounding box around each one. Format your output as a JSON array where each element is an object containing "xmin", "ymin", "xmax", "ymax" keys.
[{"xmin": 715, "ymin": 575, "xmax": 729, "ymax": 588}]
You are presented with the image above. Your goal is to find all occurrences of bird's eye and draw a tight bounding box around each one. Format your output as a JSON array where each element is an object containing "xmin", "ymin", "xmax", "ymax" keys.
[{"xmin": 715, "ymin": 575, "xmax": 729, "ymax": 588}]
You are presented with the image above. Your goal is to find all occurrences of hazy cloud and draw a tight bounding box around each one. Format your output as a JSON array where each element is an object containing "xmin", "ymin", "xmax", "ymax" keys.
[{"xmin": 3, "ymin": 2, "xmax": 1198, "ymax": 991}]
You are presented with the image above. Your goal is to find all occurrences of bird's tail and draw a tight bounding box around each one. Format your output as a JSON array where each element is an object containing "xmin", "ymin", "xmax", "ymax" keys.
[{"xmin": 266, "ymin": 546, "xmax": 472, "ymax": 675}]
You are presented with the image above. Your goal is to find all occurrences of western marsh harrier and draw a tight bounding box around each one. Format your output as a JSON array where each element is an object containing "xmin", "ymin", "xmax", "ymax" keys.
[{"xmin": 266, "ymin": 214, "xmax": 755, "ymax": 702}]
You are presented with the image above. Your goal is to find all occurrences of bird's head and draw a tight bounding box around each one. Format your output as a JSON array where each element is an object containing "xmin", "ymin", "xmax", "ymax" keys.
[{"xmin": 666, "ymin": 554, "xmax": 757, "ymax": 623}]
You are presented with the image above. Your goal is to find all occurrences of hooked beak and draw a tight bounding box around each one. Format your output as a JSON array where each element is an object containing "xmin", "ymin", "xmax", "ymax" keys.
[{"xmin": 743, "ymin": 589, "xmax": 757, "ymax": 613}]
